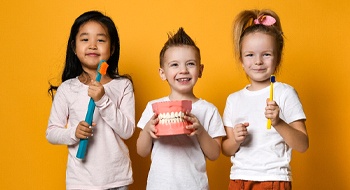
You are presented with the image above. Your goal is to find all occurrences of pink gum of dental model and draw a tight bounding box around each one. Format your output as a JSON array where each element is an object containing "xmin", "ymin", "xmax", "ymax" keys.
[{"xmin": 152, "ymin": 100, "xmax": 192, "ymax": 136}]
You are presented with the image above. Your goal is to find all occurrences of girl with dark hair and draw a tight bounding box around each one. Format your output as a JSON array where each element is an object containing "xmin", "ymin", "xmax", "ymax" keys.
[{"xmin": 46, "ymin": 11, "xmax": 134, "ymax": 190}]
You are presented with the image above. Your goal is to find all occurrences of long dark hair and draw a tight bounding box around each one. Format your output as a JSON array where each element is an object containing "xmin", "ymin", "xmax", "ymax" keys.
[{"xmin": 48, "ymin": 10, "xmax": 132, "ymax": 98}]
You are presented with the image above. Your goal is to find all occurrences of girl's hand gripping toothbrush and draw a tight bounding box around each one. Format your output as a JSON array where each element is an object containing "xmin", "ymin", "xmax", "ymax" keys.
[
  {"xmin": 76, "ymin": 60, "xmax": 109, "ymax": 159},
  {"xmin": 267, "ymin": 75, "xmax": 276, "ymax": 130}
]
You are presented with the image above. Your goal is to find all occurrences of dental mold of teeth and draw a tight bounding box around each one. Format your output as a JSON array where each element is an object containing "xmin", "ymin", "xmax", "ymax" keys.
[{"xmin": 152, "ymin": 100, "xmax": 192, "ymax": 136}]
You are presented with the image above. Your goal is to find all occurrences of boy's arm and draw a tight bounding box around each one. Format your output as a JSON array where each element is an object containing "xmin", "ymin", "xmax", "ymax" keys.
[
  {"xmin": 185, "ymin": 112, "xmax": 222, "ymax": 161},
  {"xmin": 196, "ymin": 130, "xmax": 222, "ymax": 161},
  {"xmin": 136, "ymin": 130, "xmax": 153, "ymax": 157},
  {"xmin": 136, "ymin": 114, "xmax": 159, "ymax": 157}
]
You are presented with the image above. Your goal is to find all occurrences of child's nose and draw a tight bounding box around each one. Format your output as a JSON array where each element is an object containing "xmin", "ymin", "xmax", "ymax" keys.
[
  {"xmin": 89, "ymin": 43, "xmax": 97, "ymax": 50},
  {"xmin": 255, "ymin": 57, "xmax": 263, "ymax": 65},
  {"xmin": 179, "ymin": 65, "xmax": 189, "ymax": 73}
]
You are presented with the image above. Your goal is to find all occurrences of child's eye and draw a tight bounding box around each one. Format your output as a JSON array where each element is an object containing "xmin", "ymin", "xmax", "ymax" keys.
[
  {"xmin": 187, "ymin": 62, "xmax": 196, "ymax": 66},
  {"xmin": 81, "ymin": 38, "xmax": 88, "ymax": 42},
  {"xmin": 170, "ymin": 63, "xmax": 178, "ymax": 67},
  {"xmin": 245, "ymin": 53, "xmax": 253, "ymax": 57},
  {"xmin": 264, "ymin": 53, "xmax": 272, "ymax": 56},
  {"xmin": 98, "ymin": 39, "xmax": 106, "ymax": 42}
]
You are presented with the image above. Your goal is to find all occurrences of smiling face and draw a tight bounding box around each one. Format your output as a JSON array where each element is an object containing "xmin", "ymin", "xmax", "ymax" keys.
[
  {"xmin": 241, "ymin": 32, "xmax": 277, "ymax": 90},
  {"xmin": 159, "ymin": 45, "xmax": 203, "ymax": 98},
  {"xmin": 74, "ymin": 21, "xmax": 112, "ymax": 72}
]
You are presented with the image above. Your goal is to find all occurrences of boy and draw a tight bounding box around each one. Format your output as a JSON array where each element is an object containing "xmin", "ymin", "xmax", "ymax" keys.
[{"xmin": 136, "ymin": 27, "xmax": 226, "ymax": 190}]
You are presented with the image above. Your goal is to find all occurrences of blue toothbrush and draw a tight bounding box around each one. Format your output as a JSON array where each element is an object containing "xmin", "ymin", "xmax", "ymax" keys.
[{"xmin": 76, "ymin": 60, "xmax": 109, "ymax": 159}]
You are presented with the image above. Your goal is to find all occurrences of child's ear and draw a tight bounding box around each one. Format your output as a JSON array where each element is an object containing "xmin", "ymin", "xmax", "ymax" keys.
[
  {"xmin": 159, "ymin": 68, "xmax": 166, "ymax": 81},
  {"xmin": 198, "ymin": 64, "xmax": 204, "ymax": 78}
]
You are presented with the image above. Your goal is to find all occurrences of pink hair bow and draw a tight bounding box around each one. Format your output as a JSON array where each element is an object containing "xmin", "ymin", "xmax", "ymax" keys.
[{"xmin": 254, "ymin": 15, "xmax": 276, "ymax": 26}]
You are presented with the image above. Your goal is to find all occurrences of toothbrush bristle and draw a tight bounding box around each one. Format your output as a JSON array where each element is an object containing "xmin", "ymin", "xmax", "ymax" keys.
[
  {"xmin": 270, "ymin": 75, "xmax": 276, "ymax": 83},
  {"xmin": 99, "ymin": 62, "xmax": 109, "ymax": 75}
]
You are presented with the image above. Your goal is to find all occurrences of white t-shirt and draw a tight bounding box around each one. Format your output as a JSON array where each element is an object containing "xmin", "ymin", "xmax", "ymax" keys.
[
  {"xmin": 223, "ymin": 82, "xmax": 306, "ymax": 181},
  {"xmin": 137, "ymin": 97, "xmax": 226, "ymax": 190}
]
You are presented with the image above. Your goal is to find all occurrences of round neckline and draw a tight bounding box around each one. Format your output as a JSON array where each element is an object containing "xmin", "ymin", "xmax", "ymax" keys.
[
  {"xmin": 75, "ymin": 76, "xmax": 112, "ymax": 87},
  {"xmin": 243, "ymin": 82, "xmax": 279, "ymax": 96},
  {"xmin": 165, "ymin": 96, "xmax": 201, "ymax": 105}
]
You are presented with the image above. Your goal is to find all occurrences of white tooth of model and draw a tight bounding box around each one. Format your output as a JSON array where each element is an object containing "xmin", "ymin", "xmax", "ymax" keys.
[
  {"xmin": 160, "ymin": 113, "xmax": 165, "ymax": 124},
  {"xmin": 180, "ymin": 111, "xmax": 185, "ymax": 122},
  {"xmin": 165, "ymin": 112, "xmax": 170, "ymax": 124},
  {"xmin": 170, "ymin": 112, "xmax": 175, "ymax": 123}
]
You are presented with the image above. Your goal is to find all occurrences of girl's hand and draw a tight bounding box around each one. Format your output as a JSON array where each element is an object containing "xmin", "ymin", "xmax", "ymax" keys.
[
  {"xmin": 88, "ymin": 80, "xmax": 105, "ymax": 101},
  {"xmin": 184, "ymin": 112, "xmax": 205, "ymax": 136},
  {"xmin": 233, "ymin": 122, "xmax": 249, "ymax": 144},
  {"xmin": 144, "ymin": 114, "xmax": 159, "ymax": 139},
  {"xmin": 75, "ymin": 121, "xmax": 96, "ymax": 139},
  {"xmin": 265, "ymin": 99, "xmax": 281, "ymax": 126}
]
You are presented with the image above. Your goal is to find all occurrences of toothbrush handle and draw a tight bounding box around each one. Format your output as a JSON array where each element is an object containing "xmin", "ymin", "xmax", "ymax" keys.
[
  {"xmin": 267, "ymin": 83, "xmax": 273, "ymax": 130},
  {"xmin": 76, "ymin": 99, "xmax": 96, "ymax": 159},
  {"xmin": 76, "ymin": 72, "xmax": 102, "ymax": 159},
  {"xmin": 267, "ymin": 119, "xmax": 272, "ymax": 129}
]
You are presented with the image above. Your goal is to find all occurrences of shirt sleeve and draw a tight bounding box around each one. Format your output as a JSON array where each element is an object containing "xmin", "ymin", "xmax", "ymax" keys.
[
  {"xmin": 223, "ymin": 94, "xmax": 234, "ymax": 128},
  {"xmin": 46, "ymin": 85, "xmax": 79, "ymax": 145},
  {"xmin": 279, "ymin": 87, "xmax": 306, "ymax": 124},
  {"xmin": 95, "ymin": 79, "xmax": 135, "ymax": 140},
  {"xmin": 137, "ymin": 102, "xmax": 154, "ymax": 129},
  {"xmin": 207, "ymin": 106, "xmax": 226, "ymax": 138}
]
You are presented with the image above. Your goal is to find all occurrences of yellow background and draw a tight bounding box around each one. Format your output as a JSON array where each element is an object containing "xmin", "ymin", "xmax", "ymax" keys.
[{"xmin": 1, "ymin": 0, "xmax": 349, "ymax": 189}]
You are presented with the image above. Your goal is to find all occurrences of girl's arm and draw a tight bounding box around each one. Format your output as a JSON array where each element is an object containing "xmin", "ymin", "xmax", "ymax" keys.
[
  {"xmin": 222, "ymin": 122, "xmax": 249, "ymax": 156},
  {"xmin": 222, "ymin": 127, "xmax": 240, "ymax": 156},
  {"xmin": 46, "ymin": 87, "xmax": 79, "ymax": 145},
  {"xmin": 95, "ymin": 80, "xmax": 135, "ymax": 139},
  {"xmin": 136, "ymin": 114, "xmax": 158, "ymax": 157},
  {"xmin": 273, "ymin": 119, "xmax": 309, "ymax": 152},
  {"xmin": 46, "ymin": 117, "xmax": 78, "ymax": 145},
  {"xmin": 266, "ymin": 100, "xmax": 309, "ymax": 152}
]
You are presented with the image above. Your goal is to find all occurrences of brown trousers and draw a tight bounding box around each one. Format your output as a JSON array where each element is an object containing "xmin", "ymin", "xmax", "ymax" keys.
[{"xmin": 228, "ymin": 180, "xmax": 291, "ymax": 190}]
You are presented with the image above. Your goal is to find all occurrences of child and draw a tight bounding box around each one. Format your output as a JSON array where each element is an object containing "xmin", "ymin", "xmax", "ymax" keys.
[
  {"xmin": 136, "ymin": 27, "xmax": 226, "ymax": 190},
  {"xmin": 46, "ymin": 11, "xmax": 135, "ymax": 190},
  {"xmin": 222, "ymin": 9, "xmax": 309, "ymax": 190}
]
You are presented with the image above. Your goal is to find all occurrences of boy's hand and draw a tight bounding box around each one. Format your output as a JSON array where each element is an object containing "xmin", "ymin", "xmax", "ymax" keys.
[
  {"xmin": 75, "ymin": 121, "xmax": 96, "ymax": 139},
  {"xmin": 144, "ymin": 114, "xmax": 159, "ymax": 139},
  {"xmin": 184, "ymin": 112, "xmax": 205, "ymax": 136}
]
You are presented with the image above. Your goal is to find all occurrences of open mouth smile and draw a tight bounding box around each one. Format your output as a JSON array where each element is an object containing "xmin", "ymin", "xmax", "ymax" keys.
[{"xmin": 176, "ymin": 78, "xmax": 191, "ymax": 82}]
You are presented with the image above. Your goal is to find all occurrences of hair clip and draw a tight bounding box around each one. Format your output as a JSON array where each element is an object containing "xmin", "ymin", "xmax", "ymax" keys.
[{"xmin": 254, "ymin": 15, "xmax": 276, "ymax": 26}]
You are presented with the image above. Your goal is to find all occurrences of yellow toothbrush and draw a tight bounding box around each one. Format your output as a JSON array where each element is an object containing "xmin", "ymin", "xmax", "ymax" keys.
[{"xmin": 267, "ymin": 75, "xmax": 276, "ymax": 129}]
